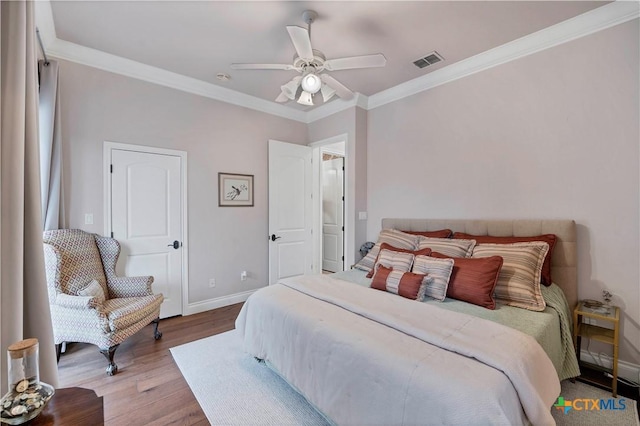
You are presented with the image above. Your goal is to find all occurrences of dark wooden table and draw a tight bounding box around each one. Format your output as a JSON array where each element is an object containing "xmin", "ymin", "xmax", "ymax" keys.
[{"xmin": 27, "ymin": 387, "xmax": 103, "ymax": 425}]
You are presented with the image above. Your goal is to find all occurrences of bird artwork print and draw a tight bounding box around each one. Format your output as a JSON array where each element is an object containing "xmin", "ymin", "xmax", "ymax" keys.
[{"xmin": 226, "ymin": 184, "xmax": 248, "ymax": 200}]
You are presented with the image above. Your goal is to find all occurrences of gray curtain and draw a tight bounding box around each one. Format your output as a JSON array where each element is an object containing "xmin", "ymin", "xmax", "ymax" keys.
[
  {"xmin": 0, "ymin": 0, "xmax": 59, "ymax": 393},
  {"xmin": 38, "ymin": 59, "xmax": 65, "ymax": 231}
]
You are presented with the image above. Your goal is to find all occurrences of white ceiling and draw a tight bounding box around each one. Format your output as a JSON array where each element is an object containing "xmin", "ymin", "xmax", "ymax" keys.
[{"xmin": 45, "ymin": 1, "xmax": 609, "ymax": 112}]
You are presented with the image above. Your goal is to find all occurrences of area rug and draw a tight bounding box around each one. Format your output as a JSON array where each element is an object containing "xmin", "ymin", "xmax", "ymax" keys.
[
  {"xmin": 170, "ymin": 331, "xmax": 330, "ymax": 425},
  {"xmin": 171, "ymin": 331, "xmax": 638, "ymax": 426}
]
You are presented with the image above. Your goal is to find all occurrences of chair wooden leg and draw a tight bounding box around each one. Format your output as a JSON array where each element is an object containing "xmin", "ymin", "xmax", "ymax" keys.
[
  {"xmin": 152, "ymin": 317, "xmax": 162, "ymax": 340},
  {"xmin": 99, "ymin": 345, "xmax": 119, "ymax": 376},
  {"xmin": 55, "ymin": 344, "xmax": 62, "ymax": 364}
]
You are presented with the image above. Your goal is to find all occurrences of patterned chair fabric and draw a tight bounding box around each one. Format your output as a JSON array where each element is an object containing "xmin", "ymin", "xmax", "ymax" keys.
[{"xmin": 43, "ymin": 229, "xmax": 164, "ymax": 374}]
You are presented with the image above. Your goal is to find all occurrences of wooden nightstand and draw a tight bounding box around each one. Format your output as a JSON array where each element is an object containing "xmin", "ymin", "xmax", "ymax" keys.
[{"xmin": 573, "ymin": 301, "xmax": 620, "ymax": 397}]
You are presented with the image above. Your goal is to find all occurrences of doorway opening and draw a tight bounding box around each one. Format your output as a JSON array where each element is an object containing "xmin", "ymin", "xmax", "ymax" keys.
[{"xmin": 311, "ymin": 137, "xmax": 346, "ymax": 274}]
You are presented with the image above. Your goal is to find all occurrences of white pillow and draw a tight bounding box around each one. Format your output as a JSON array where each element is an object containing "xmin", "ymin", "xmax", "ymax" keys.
[{"xmin": 77, "ymin": 279, "xmax": 106, "ymax": 304}]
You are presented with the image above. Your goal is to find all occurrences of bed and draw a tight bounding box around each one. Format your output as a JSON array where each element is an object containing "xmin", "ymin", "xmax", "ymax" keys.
[{"xmin": 236, "ymin": 219, "xmax": 580, "ymax": 425}]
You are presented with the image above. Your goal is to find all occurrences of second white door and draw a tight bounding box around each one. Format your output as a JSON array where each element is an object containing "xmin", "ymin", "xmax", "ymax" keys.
[
  {"xmin": 110, "ymin": 148, "xmax": 183, "ymax": 318},
  {"xmin": 268, "ymin": 140, "xmax": 313, "ymax": 285},
  {"xmin": 322, "ymin": 157, "xmax": 344, "ymax": 272}
]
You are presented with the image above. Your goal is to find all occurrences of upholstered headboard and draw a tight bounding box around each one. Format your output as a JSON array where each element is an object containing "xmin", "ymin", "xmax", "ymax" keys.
[{"xmin": 381, "ymin": 218, "xmax": 578, "ymax": 309}]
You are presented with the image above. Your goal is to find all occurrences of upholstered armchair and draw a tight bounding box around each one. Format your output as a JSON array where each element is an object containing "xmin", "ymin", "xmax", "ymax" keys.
[{"xmin": 43, "ymin": 229, "xmax": 164, "ymax": 375}]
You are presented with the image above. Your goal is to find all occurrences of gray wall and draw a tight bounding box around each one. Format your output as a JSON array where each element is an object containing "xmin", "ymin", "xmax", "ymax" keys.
[
  {"xmin": 366, "ymin": 20, "xmax": 639, "ymax": 364},
  {"xmin": 58, "ymin": 60, "xmax": 308, "ymax": 304}
]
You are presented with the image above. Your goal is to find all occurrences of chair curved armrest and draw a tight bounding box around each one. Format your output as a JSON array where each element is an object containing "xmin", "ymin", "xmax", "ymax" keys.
[
  {"xmin": 55, "ymin": 293, "xmax": 103, "ymax": 310},
  {"xmin": 107, "ymin": 275, "xmax": 154, "ymax": 298}
]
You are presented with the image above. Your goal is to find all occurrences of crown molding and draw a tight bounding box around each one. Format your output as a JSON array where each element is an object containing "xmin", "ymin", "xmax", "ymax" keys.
[
  {"xmin": 367, "ymin": 0, "xmax": 639, "ymax": 110},
  {"xmin": 304, "ymin": 93, "xmax": 369, "ymax": 123},
  {"xmin": 46, "ymin": 38, "xmax": 308, "ymax": 122},
  {"xmin": 35, "ymin": 0, "xmax": 638, "ymax": 124}
]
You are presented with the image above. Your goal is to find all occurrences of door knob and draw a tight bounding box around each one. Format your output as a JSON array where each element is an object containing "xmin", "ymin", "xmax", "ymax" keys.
[
  {"xmin": 270, "ymin": 234, "xmax": 281, "ymax": 242},
  {"xmin": 168, "ymin": 240, "xmax": 180, "ymax": 249}
]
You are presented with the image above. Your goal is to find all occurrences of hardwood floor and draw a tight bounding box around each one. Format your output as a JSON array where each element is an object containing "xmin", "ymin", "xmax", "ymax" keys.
[{"xmin": 56, "ymin": 303, "xmax": 243, "ymax": 425}]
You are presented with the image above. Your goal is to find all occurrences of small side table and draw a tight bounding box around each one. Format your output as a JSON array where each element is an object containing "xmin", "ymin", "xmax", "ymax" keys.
[
  {"xmin": 572, "ymin": 301, "xmax": 620, "ymax": 397},
  {"xmin": 27, "ymin": 387, "xmax": 104, "ymax": 425}
]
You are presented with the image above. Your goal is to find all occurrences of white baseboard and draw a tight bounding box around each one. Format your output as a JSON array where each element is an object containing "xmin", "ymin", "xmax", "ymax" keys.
[
  {"xmin": 580, "ymin": 349, "xmax": 640, "ymax": 385},
  {"xmin": 184, "ymin": 289, "xmax": 259, "ymax": 316}
]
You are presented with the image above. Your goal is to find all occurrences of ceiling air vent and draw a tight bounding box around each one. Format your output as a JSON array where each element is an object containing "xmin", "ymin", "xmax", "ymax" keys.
[{"xmin": 413, "ymin": 51, "xmax": 444, "ymax": 69}]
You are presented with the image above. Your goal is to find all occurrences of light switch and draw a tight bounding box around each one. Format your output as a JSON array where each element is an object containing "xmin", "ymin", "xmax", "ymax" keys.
[
  {"xmin": 85, "ymin": 213, "xmax": 94, "ymax": 225},
  {"xmin": 358, "ymin": 212, "xmax": 367, "ymax": 220}
]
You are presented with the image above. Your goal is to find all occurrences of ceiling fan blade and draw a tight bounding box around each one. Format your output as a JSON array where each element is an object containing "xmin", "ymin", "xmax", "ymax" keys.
[
  {"xmin": 275, "ymin": 92, "xmax": 289, "ymax": 103},
  {"xmin": 323, "ymin": 54, "xmax": 387, "ymax": 71},
  {"xmin": 286, "ymin": 26, "xmax": 314, "ymax": 62},
  {"xmin": 230, "ymin": 63, "xmax": 295, "ymax": 71},
  {"xmin": 320, "ymin": 74, "xmax": 353, "ymax": 100}
]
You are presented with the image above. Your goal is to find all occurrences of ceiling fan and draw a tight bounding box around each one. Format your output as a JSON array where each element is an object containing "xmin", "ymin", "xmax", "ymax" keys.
[{"xmin": 230, "ymin": 10, "xmax": 386, "ymax": 106}]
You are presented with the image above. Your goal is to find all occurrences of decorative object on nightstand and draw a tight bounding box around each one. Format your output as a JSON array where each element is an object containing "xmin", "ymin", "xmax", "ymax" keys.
[
  {"xmin": 0, "ymin": 339, "xmax": 55, "ymax": 425},
  {"xmin": 573, "ymin": 300, "xmax": 620, "ymax": 397}
]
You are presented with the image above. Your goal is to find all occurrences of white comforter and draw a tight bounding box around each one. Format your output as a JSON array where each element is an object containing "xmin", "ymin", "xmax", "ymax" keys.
[{"xmin": 236, "ymin": 275, "xmax": 560, "ymax": 425}]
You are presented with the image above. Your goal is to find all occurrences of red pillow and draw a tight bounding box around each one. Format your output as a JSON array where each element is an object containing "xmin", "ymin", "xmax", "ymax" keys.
[
  {"xmin": 366, "ymin": 242, "xmax": 432, "ymax": 278},
  {"xmin": 431, "ymin": 252, "xmax": 503, "ymax": 309},
  {"xmin": 452, "ymin": 232, "xmax": 556, "ymax": 286},
  {"xmin": 402, "ymin": 229, "xmax": 453, "ymax": 238},
  {"xmin": 371, "ymin": 265, "xmax": 427, "ymax": 300}
]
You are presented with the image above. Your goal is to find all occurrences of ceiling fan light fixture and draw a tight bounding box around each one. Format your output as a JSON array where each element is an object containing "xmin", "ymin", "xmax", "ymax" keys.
[
  {"xmin": 321, "ymin": 83, "xmax": 336, "ymax": 102},
  {"xmin": 297, "ymin": 90, "xmax": 314, "ymax": 106},
  {"xmin": 301, "ymin": 72, "xmax": 322, "ymax": 94},
  {"xmin": 281, "ymin": 77, "xmax": 301, "ymax": 100}
]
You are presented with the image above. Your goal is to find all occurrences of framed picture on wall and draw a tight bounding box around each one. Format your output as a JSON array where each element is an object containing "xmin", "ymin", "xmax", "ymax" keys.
[{"xmin": 218, "ymin": 173, "xmax": 254, "ymax": 207}]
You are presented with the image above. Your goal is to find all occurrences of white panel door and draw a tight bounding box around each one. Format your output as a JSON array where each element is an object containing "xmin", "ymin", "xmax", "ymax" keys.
[
  {"xmin": 111, "ymin": 149, "xmax": 182, "ymax": 318},
  {"xmin": 268, "ymin": 140, "xmax": 313, "ymax": 285},
  {"xmin": 322, "ymin": 157, "xmax": 344, "ymax": 272}
]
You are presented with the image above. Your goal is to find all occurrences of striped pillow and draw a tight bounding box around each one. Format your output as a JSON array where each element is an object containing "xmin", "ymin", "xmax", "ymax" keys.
[
  {"xmin": 416, "ymin": 236, "xmax": 476, "ymax": 258},
  {"xmin": 366, "ymin": 243, "xmax": 432, "ymax": 278},
  {"xmin": 371, "ymin": 265, "xmax": 429, "ymax": 300},
  {"xmin": 373, "ymin": 248, "xmax": 416, "ymax": 275},
  {"xmin": 471, "ymin": 242, "xmax": 549, "ymax": 311},
  {"xmin": 354, "ymin": 229, "xmax": 418, "ymax": 273},
  {"xmin": 412, "ymin": 255, "xmax": 455, "ymax": 302}
]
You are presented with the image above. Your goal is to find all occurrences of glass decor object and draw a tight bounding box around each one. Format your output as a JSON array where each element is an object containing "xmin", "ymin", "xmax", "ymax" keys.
[{"xmin": 0, "ymin": 339, "xmax": 54, "ymax": 425}]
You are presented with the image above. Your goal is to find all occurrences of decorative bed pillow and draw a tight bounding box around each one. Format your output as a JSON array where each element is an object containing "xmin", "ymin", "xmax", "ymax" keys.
[
  {"xmin": 401, "ymin": 229, "xmax": 453, "ymax": 239},
  {"xmin": 77, "ymin": 279, "xmax": 106, "ymax": 304},
  {"xmin": 471, "ymin": 242, "xmax": 549, "ymax": 311},
  {"xmin": 366, "ymin": 243, "xmax": 432, "ymax": 278},
  {"xmin": 354, "ymin": 229, "xmax": 418, "ymax": 273},
  {"xmin": 431, "ymin": 252, "xmax": 503, "ymax": 309},
  {"xmin": 416, "ymin": 236, "xmax": 476, "ymax": 258},
  {"xmin": 371, "ymin": 265, "xmax": 428, "ymax": 300},
  {"xmin": 453, "ymin": 232, "xmax": 557, "ymax": 286},
  {"xmin": 412, "ymin": 255, "xmax": 454, "ymax": 302}
]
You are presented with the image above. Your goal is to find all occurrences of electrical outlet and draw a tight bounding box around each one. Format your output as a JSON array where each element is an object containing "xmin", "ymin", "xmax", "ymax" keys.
[
  {"xmin": 209, "ymin": 278, "xmax": 216, "ymax": 288},
  {"xmin": 241, "ymin": 271, "xmax": 247, "ymax": 281}
]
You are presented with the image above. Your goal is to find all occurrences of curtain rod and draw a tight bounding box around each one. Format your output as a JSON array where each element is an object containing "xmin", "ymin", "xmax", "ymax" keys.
[{"xmin": 36, "ymin": 27, "xmax": 50, "ymax": 66}]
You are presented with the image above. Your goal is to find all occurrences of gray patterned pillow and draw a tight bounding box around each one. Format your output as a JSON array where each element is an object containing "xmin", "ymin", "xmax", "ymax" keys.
[{"xmin": 471, "ymin": 242, "xmax": 548, "ymax": 311}]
